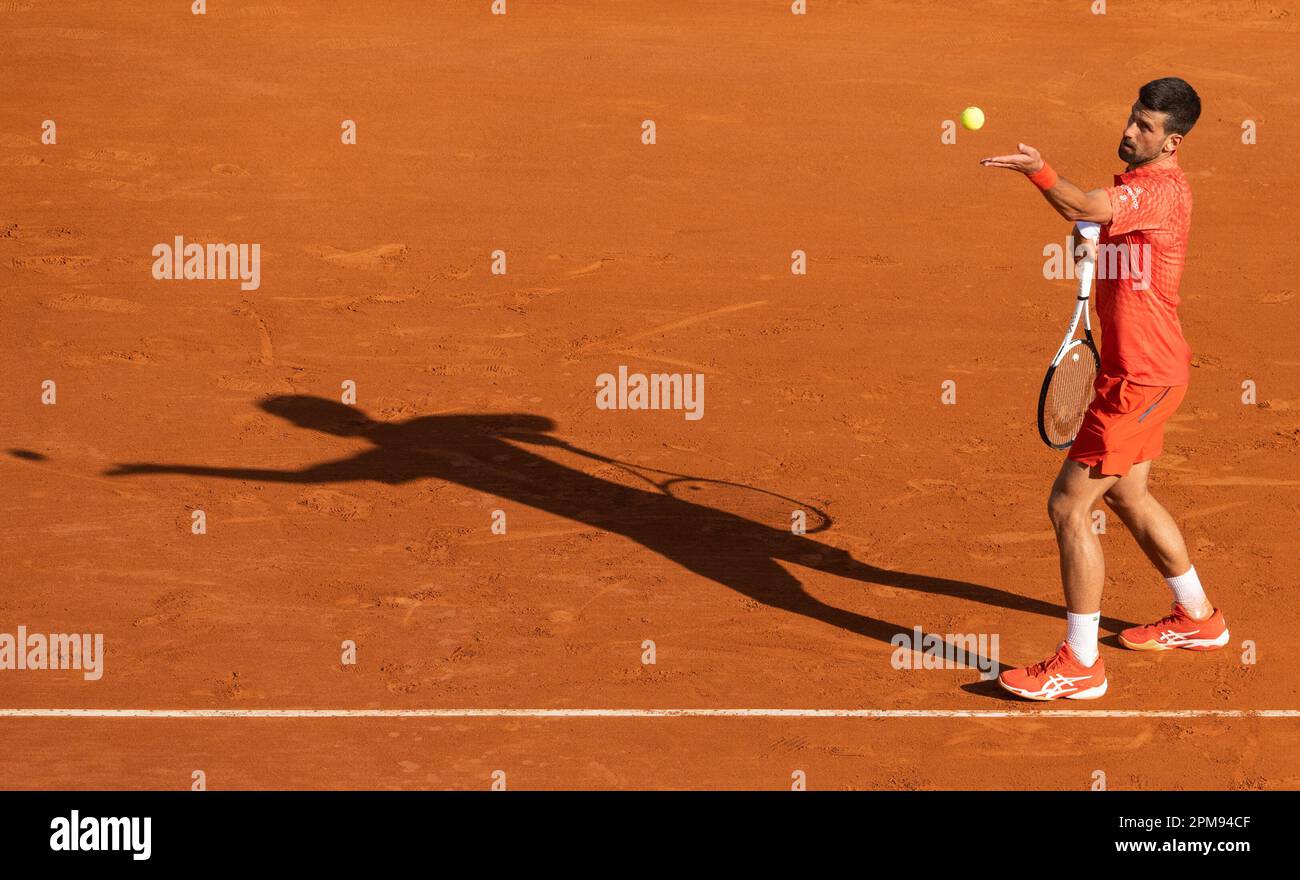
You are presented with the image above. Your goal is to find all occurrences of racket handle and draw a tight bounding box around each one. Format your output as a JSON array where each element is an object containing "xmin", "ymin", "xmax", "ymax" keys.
[
  {"xmin": 1076, "ymin": 250, "xmax": 1097, "ymax": 297},
  {"xmin": 1074, "ymin": 221, "xmax": 1100, "ymax": 296}
]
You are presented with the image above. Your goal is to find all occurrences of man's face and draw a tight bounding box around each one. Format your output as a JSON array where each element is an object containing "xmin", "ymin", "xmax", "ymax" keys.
[{"xmin": 1118, "ymin": 103, "xmax": 1175, "ymax": 165}]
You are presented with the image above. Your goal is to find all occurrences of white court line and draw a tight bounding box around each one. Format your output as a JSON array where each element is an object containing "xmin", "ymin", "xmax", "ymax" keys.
[{"xmin": 1, "ymin": 708, "xmax": 1299, "ymax": 719}]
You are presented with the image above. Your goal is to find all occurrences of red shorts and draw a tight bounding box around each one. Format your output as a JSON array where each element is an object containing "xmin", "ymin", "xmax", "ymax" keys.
[{"xmin": 1067, "ymin": 373, "xmax": 1187, "ymax": 477}]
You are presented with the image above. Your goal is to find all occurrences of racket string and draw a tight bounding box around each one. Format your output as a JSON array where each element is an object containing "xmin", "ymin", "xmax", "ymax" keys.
[{"xmin": 1043, "ymin": 348, "xmax": 1098, "ymax": 446}]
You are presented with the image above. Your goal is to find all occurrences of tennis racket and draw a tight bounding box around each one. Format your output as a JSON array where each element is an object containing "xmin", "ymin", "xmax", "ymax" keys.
[
  {"xmin": 1036, "ymin": 221, "xmax": 1101, "ymax": 449},
  {"xmin": 545, "ymin": 440, "xmax": 832, "ymax": 534}
]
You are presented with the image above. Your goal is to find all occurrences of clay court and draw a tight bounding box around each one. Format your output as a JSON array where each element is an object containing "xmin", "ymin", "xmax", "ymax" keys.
[{"xmin": 2, "ymin": 1, "xmax": 1298, "ymax": 790}]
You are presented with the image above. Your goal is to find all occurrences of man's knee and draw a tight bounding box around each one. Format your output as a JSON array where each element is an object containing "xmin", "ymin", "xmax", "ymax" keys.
[
  {"xmin": 1103, "ymin": 485, "xmax": 1148, "ymax": 516},
  {"xmin": 1047, "ymin": 491, "xmax": 1091, "ymax": 531}
]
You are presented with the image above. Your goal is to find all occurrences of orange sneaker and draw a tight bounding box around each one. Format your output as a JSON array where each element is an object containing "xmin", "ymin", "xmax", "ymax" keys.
[
  {"xmin": 998, "ymin": 642, "xmax": 1108, "ymax": 701},
  {"xmin": 1119, "ymin": 603, "xmax": 1230, "ymax": 652}
]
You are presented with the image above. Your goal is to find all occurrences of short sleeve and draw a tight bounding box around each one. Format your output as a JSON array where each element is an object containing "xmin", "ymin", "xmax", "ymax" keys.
[{"xmin": 1103, "ymin": 178, "xmax": 1174, "ymax": 236}]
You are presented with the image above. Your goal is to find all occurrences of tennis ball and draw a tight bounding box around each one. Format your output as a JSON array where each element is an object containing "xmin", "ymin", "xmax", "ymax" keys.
[{"xmin": 960, "ymin": 106, "xmax": 985, "ymax": 131}]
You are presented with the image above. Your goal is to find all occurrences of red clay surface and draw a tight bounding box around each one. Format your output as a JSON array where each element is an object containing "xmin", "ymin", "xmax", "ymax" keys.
[{"xmin": 2, "ymin": 1, "xmax": 1298, "ymax": 790}]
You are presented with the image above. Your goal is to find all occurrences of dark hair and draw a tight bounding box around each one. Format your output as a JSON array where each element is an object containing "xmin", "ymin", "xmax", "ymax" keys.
[{"xmin": 1138, "ymin": 77, "xmax": 1202, "ymax": 136}]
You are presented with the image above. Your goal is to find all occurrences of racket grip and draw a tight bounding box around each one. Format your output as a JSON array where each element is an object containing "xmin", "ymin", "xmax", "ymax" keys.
[
  {"xmin": 1074, "ymin": 222, "xmax": 1100, "ymax": 295},
  {"xmin": 1077, "ymin": 250, "xmax": 1097, "ymax": 295}
]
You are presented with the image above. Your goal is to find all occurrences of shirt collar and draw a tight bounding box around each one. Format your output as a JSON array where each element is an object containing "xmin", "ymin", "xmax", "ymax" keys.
[{"xmin": 1119, "ymin": 154, "xmax": 1179, "ymax": 183}]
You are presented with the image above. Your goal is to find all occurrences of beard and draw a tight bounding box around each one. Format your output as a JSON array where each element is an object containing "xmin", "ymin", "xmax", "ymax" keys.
[{"xmin": 1118, "ymin": 138, "xmax": 1154, "ymax": 165}]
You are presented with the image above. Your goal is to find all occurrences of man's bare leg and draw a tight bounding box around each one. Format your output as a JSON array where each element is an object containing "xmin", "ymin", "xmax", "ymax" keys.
[
  {"xmin": 1048, "ymin": 458, "xmax": 1120, "ymax": 614},
  {"xmin": 996, "ymin": 457, "xmax": 1118, "ymax": 697},
  {"xmin": 1042, "ymin": 458, "xmax": 1121, "ymax": 667},
  {"xmin": 1102, "ymin": 459, "xmax": 1212, "ymax": 620}
]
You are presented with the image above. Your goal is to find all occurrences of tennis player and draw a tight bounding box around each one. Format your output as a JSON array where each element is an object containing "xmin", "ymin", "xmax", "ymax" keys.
[{"xmin": 981, "ymin": 78, "xmax": 1229, "ymax": 700}]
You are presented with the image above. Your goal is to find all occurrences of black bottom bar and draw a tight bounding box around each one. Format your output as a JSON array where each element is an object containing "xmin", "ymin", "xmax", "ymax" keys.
[{"xmin": 0, "ymin": 791, "xmax": 1278, "ymax": 865}]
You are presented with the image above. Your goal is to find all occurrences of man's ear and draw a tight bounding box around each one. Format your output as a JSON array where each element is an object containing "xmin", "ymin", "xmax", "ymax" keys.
[{"xmin": 1163, "ymin": 132, "xmax": 1184, "ymax": 155}]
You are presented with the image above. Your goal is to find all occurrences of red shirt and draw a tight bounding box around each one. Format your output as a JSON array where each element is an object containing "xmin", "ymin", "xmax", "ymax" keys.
[{"xmin": 1096, "ymin": 156, "xmax": 1193, "ymax": 386}]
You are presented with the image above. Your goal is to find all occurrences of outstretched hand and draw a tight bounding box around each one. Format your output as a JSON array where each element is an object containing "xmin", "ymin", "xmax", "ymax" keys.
[{"xmin": 980, "ymin": 143, "xmax": 1045, "ymax": 174}]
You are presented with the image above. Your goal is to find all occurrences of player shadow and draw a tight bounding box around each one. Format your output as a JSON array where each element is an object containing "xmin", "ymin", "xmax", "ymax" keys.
[{"xmin": 101, "ymin": 395, "xmax": 1134, "ymax": 674}]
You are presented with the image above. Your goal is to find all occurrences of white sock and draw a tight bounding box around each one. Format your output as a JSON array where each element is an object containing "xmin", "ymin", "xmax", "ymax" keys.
[
  {"xmin": 1066, "ymin": 611, "xmax": 1101, "ymax": 667},
  {"xmin": 1166, "ymin": 565, "xmax": 1211, "ymax": 618}
]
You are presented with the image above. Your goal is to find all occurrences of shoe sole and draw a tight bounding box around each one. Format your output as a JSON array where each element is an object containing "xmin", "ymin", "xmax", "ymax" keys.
[
  {"xmin": 997, "ymin": 677, "xmax": 1108, "ymax": 701},
  {"xmin": 1119, "ymin": 628, "xmax": 1230, "ymax": 652}
]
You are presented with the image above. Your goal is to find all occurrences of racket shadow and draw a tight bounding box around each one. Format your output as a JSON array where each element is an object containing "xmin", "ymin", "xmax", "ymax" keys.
[{"xmin": 100, "ymin": 396, "xmax": 1133, "ymax": 670}]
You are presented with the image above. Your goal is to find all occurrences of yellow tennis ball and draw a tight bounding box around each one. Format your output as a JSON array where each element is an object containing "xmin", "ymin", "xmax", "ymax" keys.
[{"xmin": 960, "ymin": 106, "xmax": 985, "ymax": 131}]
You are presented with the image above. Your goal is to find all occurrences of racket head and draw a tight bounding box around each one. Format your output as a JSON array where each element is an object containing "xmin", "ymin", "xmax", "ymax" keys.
[
  {"xmin": 659, "ymin": 476, "xmax": 832, "ymax": 534},
  {"xmin": 1037, "ymin": 339, "xmax": 1101, "ymax": 449}
]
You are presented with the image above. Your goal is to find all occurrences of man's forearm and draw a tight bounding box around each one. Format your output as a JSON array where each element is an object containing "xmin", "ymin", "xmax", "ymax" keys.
[
  {"xmin": 1028, "ymin": 163, "xmax": 1113, "ymax": 224},
  {"xmin": 979, "ymin": 144, "xmax": 1115, "ymax": 224}
]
